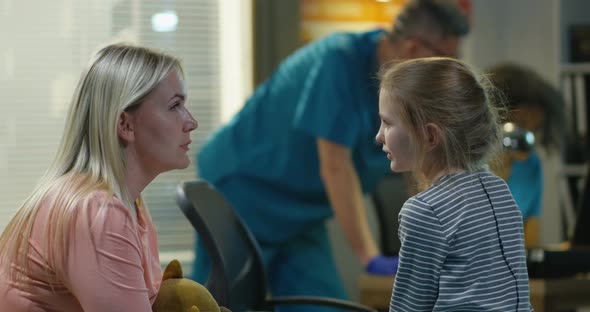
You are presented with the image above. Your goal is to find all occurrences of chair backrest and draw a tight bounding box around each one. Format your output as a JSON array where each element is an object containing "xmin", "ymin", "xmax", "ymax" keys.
[
  {"xmin": 176, "ymin": 180, "xmax": 268, "ymax": 311},
  {"xmin": 371, "ymin": 173, "xmax": 409, "ymax": 256}
]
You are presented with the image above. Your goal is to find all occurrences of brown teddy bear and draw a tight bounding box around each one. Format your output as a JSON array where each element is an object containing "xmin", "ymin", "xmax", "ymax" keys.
[{"xmin": 152, "ymin": 259, "xmax": 231, "ymax": 312}]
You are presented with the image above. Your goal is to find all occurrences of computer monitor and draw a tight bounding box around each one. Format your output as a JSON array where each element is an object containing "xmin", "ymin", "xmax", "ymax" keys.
[
  {"xmin": 571, "ymin": 163, "xmax": 590, "ymax": 248},
  {"xmin": 526, "ymin": 162, "xmax": 590, "ymax": 278}
]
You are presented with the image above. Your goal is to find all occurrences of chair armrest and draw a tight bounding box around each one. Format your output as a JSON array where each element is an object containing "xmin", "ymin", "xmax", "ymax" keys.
[{"xmin": 266, "ymin": 296, "xmax": 378, "ymax": 312}]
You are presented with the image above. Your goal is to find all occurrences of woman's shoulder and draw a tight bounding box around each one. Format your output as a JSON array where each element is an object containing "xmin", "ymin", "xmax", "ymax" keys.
[
  {"xmin": 40, "ymin": 174, "xmax": 140, "ymax": 229},
  {"xmin": 67, "ymin": 190, "xmax": 141, "ymax": 243},
  {"xmin": 59, "ymin": 174, "xmax": 125, "ymax": 207},
  {"xmin": 85, "ymin": 190, "xmax": 122, "ymax": 206},
  {"xmin": 82, "ymin": 190, "xmax": 134, "ymax": 222},
  {"xmin": 85, "ymin": 190, "xmax": 127, "ymax": 211},
  {"xmin": 46, "ymin": 177, "xmax": 132, "ymax": 222}
]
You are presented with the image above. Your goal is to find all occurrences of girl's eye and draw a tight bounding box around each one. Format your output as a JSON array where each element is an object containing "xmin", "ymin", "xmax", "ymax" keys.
[{"xmin": 171, "ymin": 101, "xmax": 181, "ymax": 109}]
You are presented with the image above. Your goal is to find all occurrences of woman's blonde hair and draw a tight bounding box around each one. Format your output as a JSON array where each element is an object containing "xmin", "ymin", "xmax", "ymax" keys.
[
  {"xmin": 0, "ymin": 43, "xmax": 183, "ymax": 284},
  {"xmin": 380, "ymin": 57, "xmax": 503, "ymax": 185}
]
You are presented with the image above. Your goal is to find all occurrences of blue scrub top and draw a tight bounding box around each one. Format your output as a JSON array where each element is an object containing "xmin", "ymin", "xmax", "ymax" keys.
[
  {"xmin": 507, "ymin": 152, "xmax": 543, "ymax": 221},
  {"xmin": 198, "ymin": 30, "xmax": 390, "ymax": 244}
]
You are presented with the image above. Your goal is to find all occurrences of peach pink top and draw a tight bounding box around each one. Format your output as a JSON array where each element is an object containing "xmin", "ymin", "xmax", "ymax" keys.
[{"xmin": 0, "ymin": 191, "xmax": 162, "ymax": 312}]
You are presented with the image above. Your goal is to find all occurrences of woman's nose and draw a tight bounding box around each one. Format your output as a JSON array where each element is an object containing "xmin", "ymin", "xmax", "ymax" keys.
[{"xmin": 184, "ymin": 110, "xmax": 198, "ymax": 132}]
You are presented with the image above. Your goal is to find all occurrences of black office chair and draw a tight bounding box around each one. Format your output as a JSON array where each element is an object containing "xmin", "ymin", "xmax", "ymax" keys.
[
  {"xmin": 371, "ymin": 173, "xmax": 410, "ymax": 257},
  {"xmin": 176, "ymin": 180, "xmax": 378, "ymax": 312}
]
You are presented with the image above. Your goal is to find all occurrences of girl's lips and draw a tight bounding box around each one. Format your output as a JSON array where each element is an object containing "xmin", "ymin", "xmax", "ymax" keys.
[
  {"xmin": 180, "ymin": 142, "xmax": 191, "ymax": 151},
  {"xmin": 387, "ymin": 153, "xmax": 392, "ymax": 160}
]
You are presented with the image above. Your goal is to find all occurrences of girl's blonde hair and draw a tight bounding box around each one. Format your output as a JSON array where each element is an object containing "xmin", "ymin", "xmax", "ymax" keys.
[
  {"xmin": 380, "ymin": 57, "xmax": 503, "ymax": 185},
  {"xmin": 0, "ymin": 44, "xmax": 183, "ymax": 284}
]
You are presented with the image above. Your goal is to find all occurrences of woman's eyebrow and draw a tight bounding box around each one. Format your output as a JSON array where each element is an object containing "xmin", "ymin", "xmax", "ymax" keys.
[{"xmin": 169, "ymin": 93, "xmax": 186, "ymax": 101}]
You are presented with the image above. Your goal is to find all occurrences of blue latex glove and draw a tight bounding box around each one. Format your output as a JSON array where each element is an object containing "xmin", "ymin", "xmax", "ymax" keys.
[{"xmin": 366, "ymin": 255, "xmax": 399, "ymax": 276}]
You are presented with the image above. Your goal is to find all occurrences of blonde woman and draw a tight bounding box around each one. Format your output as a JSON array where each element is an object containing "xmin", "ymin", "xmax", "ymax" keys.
[{"xmin": 0, "ymin": 44, "xmax": 198, "ymax": 311}]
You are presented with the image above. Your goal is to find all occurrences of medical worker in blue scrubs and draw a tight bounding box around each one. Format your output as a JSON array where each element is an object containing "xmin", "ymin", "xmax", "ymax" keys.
[
  {"xmin": 195, "ymin": 0, "xmax": 469, "ymax": 305},
  {"xmin": 488, "ymin": 63, "xmax": 566, "ymax": 248}
]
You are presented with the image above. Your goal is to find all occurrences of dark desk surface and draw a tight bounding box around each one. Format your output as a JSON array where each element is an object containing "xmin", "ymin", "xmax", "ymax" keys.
[{"xmin": 358, "ymin": 273, "xmax": 590, "ymax": 312}]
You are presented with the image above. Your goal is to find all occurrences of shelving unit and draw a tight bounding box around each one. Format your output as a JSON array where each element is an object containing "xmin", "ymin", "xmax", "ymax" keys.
[
  {"xmin": 558, "ymin": 0, "xmax": 590, "ymax": 136},
  {"xmin": 556, "ymin": 0, "xmax": 590, "ymax": 240}
]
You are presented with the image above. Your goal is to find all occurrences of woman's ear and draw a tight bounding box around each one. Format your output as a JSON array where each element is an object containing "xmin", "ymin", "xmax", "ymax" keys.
[
  {"xmin": 117, "ymin": 111, "xmax": 135, "ymax": 144},
  {"xmin": 401, "ymin": 39, "xmax": 419, "ymax": 59},
  {"xmin": 425, "ymin": 123, "xmax": 441, "ymax": 151}
]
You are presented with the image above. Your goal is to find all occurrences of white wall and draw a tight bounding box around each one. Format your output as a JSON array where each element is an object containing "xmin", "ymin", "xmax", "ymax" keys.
[
  {"xmin": 0, "ymin": 0, "xmax": 113, "ymax": 230},
  {"xmin": 463, "ymin": 0, "xmax": 558, "ymax": 84},
  {"xmin": 219, "ymin": 0, "xmax": 253, "ymax": 123}
]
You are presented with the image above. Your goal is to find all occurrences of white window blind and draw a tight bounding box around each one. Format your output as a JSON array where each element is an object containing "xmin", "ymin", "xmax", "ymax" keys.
[{"xmin": 0, "ymin": 0, "xmax": 222, "ymax": 269}]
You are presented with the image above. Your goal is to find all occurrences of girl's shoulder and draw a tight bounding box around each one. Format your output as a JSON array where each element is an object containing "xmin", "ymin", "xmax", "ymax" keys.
[{"xmin": 413, "ymin": 171, "xmax": 492, "ymax": 206}]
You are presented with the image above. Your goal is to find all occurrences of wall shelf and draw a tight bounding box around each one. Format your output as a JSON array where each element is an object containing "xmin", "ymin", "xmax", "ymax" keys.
[{"xmin": 560, "ymin": 63, "xmax": 590, "ymax": 73}]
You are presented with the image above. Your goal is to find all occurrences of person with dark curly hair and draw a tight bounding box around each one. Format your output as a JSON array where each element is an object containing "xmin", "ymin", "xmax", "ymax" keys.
[{"xmin": 487, "ymin": 63, "xmax": 566, "ymax": 248}]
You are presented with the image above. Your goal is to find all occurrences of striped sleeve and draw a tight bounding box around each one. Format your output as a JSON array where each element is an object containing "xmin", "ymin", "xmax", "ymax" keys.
[{"xmin": 390, "ymin": 197, "xmax": 448, "ymax": 312}]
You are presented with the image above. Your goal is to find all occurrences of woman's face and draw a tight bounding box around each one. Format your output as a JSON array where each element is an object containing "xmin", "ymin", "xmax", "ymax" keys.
[
  {"xmin": 511, "ymin": 104, "xmax": 544, "ymax": 134},
  {"xmin": 125, "ymin": 69, "xmax": 198, "ymax": 174},
  {"xmin": 375, "ymin": 90, "xmax": 416, "ymax": 173}
]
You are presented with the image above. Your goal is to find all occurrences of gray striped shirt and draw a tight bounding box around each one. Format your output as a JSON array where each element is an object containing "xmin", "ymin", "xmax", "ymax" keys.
[{"xmin": 390, "ymin": 171, "xmax": 532, "ymax": 311}]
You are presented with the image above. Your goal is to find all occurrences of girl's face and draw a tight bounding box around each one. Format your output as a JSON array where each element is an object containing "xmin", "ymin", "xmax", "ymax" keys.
[
  {"xmin": 125, "ymin": 69, "xmax": 198, "ymax": 174},
  {"xmin": 375, "ymin": 90, "xmax": 416, "ymax": 173}
]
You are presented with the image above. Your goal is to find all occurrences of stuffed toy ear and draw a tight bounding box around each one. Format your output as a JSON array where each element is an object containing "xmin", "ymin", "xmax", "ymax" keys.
[
  {"xmin": 153, "ymin": 259, "xmax": 232, "ymax": 312},
  {"xmin": 162, "ymin": 259, "xmax": 184, "ymax": 280}
]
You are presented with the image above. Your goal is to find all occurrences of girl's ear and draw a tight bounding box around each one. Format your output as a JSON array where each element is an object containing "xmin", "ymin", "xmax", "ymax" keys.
[
  {"xmin": 425, "ymin": 123, "xmax": 441, "ymax": 151},
  {"xmin": 117, "ymin": 111, "xmax": 135, "ymax": 144}
]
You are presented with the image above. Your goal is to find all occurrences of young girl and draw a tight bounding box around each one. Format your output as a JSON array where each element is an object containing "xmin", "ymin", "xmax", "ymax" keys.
[
  {"xmin": 0, "ymin": 44, "xmax": 198, "ymax": 311},
  {"xmin": 376, "ymin": 57, "xmax": 532, "ymax": 311}
]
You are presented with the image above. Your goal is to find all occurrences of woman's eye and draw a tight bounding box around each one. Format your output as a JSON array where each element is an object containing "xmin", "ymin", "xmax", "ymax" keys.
[{"xmin": 171, "ymin": 102, "xmax": 181, "ymax": 109}]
